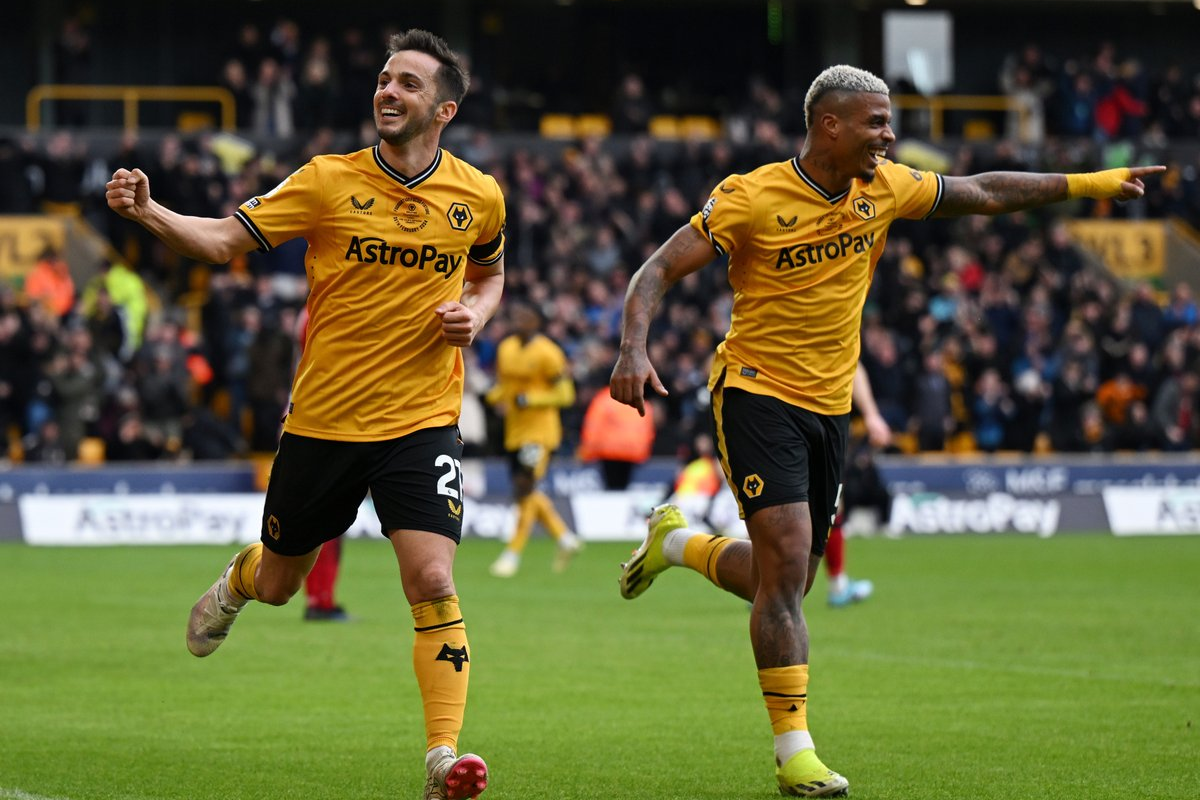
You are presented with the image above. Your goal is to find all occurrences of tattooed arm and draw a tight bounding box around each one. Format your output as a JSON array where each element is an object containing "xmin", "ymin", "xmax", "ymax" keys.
[
  {"xmin": 610, "ymin": 224, "xmax": 716, "ymax": 416},
  {"xmin": 934, "ymin": 165, "xmax": 1165, "ymax": 217}
]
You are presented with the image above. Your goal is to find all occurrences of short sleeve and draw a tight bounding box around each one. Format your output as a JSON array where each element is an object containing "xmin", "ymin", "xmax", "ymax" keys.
[
  {"xmin": 688, "ymin": 174, "xmax": 754, "ymax": 256},
  {"xmin": 235, "ymin": 160, "xmax": 322, "ymax": 252},
  {"xmin": 468, "ymin": 175, "xmax": 506, "ymax": 265},
  {"xmin": 888, "ymin": 162, "xmax": 945, "ymax": 220}
]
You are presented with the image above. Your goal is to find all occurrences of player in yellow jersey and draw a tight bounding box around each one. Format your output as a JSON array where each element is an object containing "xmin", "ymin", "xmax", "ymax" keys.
[
  {"xmin": 485, "ymin": 300, "xmax": 582, "ymax": 577},
  {"xmin": 610, "ymin": 65, "xmax": 1163, "ymax": 798},
  {"xmin": 107, "ymin": 30, "xmax": 501, "ymax": 800}
]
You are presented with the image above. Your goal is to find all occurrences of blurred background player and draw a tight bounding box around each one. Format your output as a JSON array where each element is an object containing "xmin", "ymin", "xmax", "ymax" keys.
[
  {"xmin": 485, "ymin": 300, "xmax": 582, "ymax": 576},
  {"xmin": 577, "ymin": 385, "xmax": 656, "ymax": 491}
]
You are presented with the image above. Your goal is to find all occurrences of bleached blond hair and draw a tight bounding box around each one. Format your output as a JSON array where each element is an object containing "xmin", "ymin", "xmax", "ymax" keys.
[{"xmin": 803, "ymin": 65, "xmax": 890, "ymax": 130}]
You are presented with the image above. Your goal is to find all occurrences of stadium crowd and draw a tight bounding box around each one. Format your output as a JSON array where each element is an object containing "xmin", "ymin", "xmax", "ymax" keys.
[{"xmin": 1, "ymin": 19, "xmax": 1199, "ymax": 464}]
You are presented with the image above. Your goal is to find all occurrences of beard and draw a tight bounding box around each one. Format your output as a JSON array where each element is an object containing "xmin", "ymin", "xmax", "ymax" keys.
[{"xmin": 377, "ymin": 104, "xmax": 439, "ymax": 146}]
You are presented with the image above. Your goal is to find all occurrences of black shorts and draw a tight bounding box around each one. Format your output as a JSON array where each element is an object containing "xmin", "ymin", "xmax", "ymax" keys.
[
  {"xmin": 710, "ymin": 385, "xmax": 849, "ymax": 557},
  {"xmin": 261, "ymin": 427, "xmax": 465, "ymax": 556},
  {"xmin": 506, "ymin": 443, "xmax": 549, "ymax": 481}
]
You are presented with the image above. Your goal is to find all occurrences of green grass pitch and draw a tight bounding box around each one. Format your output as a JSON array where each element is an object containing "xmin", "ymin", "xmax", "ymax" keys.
[{"xmin": 1, "ymin": 533, "xmax": 1197, "ymax": 799}]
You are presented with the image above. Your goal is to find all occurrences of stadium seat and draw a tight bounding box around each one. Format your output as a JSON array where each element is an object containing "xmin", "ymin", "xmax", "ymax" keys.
[
  {"xmin": 648, "ymin": 115, "xmax": 680, "ymax": 139},
  {"xmin": 77, "ymin": 437, "xmax": 106, "ymax": 465},
  {"xmin": 962, "ymin": 118, "xmax": 995, "ymax": 140},
  {"xmin": 177, "ymin": 111, "xmax": 216, "ymax": 132},
  {"xmin": 575, "ymin": 114, "xmax": 612, "ymax": 138},
  {"xmin": 679, "ymin": 115, "xmax": 722, "ymax": 140},
  {"xmin": 538, "ymin": 113, "xmax": 576, "ymax": 139}
]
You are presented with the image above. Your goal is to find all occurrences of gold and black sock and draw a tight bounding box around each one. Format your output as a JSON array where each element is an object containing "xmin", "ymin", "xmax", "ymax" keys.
[
  {"xmin": 759, "ymin": 664, "xmax": 809, "ymax": 735},
  {"xmin": 682, "ymin": 533, "xmax": 734, "ymax": 588},
  {"xmin": 226, "ymin": 542, "xmax": 262, "ymax": 602},
  {"xmin": 412, "ymin": 595, "xmax": 471, "ymax": 752}
]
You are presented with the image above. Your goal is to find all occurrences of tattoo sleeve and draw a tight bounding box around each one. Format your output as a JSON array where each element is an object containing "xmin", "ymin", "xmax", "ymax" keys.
[
  {"xmin": 620, "ymin": 253, "xmax": 671, "ymax": 351},
  {"xmin": 620, "ymin": 226, "xmax": 713, "ymax": 350},
  {"xmin": 937, "ymin": 172, "xmax": 1069, "ymax": 217}
]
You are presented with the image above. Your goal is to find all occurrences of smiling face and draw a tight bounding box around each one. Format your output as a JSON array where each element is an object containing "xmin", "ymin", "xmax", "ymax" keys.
[
  {"xmin": 374, "ymin": 50, "xmax": 453, "ymax": 147},
  {"xmin": 827, "ymin": 91, "xmax": 895, "ymax": 183}
]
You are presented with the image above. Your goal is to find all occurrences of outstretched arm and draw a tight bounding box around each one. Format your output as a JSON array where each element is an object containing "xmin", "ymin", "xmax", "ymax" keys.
[
  {"xmin": 106, "ymin": 168, "xmax": 256, "ymax": 263},
  {"xmin": 934, "ymin": 165, "xmax": 1165, "ymax": 217},
  {"xmin": 610, "ymin": 224, "xmax": 715, "ymax": 416}
]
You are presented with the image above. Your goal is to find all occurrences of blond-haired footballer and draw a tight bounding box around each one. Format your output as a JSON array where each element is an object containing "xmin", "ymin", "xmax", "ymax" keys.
[{"xmin": 611, "ymin": 64, "xmax": 1163, "ymax": 798}]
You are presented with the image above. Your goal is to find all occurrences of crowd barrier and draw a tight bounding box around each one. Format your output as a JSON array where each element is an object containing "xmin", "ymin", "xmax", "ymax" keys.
[{"xmin": 3, "ymin": 454, "xmax": 1199, "ymax": 545}]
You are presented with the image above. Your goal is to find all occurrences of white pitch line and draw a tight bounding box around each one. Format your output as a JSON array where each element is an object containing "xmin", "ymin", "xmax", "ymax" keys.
[{"xmin": 0, "ymin": 789, "xmax": 75, "ymax": 800}]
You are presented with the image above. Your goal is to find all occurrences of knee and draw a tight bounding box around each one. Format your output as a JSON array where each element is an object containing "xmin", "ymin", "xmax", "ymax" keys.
[
  {"xmin": 752, "ymin": 537, "xmax": 812, "ymax": 595},
  {"xmin": 407, "ymin": 562, "xmax": 456, "ymax": 601}
]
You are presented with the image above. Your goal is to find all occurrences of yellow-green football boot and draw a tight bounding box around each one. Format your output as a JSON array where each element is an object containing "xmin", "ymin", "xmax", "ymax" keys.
[
  {"xmin": 618, "ymin": 504, "xmax": 687, "ymax": 599},
  {"xmin": 776, "ymin": 749, "xmax": 849, "ymax": 797}
]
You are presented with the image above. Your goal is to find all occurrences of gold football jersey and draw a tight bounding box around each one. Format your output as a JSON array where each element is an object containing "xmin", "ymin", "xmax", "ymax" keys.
[
  {"xmin": 691, "ymin": 158, "xmax": 942, "ymax": 415},
  {"xmin": 236, "ymin": 146, "xmax": 505, "ymax": 441},
  {"xmin": 492, "ymin": 333, "xmax": 569, "ymax": 451}
]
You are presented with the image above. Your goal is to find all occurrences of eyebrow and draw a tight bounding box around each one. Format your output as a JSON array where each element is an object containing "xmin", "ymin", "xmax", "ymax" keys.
[{"xmin": 378, "ymin": 70, "xmax": 426, "ymax": 84}]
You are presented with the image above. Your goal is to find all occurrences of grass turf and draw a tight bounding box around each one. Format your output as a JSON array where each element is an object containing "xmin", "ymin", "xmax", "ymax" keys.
[{"xmin": 1, "ymin": 533, "xmax": 1197, "ymax": 800}]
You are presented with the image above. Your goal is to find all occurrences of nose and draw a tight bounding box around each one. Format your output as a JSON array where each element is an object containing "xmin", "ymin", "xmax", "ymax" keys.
[{"xmin": 882, "ymin": 125, "xmax": 896, "ymax": 144}]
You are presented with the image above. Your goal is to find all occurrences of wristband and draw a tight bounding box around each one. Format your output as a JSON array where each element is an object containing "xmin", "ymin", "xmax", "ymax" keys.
[{"xmin": 1065, "ymin": 168, "xmax": 1132, "ymax": 200}]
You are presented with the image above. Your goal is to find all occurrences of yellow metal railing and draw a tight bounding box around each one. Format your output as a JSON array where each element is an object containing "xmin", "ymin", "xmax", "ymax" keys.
[
  {"xmin": 891, "ymin": 94, "xmax": 1026, "ymax": 141},
  {"xmin": 26, "ymin": 84, "xmax": 236, "ymax": 132}
]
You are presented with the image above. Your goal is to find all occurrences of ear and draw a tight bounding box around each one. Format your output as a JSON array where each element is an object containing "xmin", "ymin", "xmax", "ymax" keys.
[
  {"xmin": 437, "ymin": 100, "xmax": 458, "ymax": 124},
  {"xmin": 820, "ymin": 111, "xmax": 840, "ymax": 138}
]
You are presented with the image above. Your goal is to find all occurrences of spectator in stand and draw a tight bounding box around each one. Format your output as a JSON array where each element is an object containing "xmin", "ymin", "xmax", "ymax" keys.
[
  {"xmin": 912, "ymin": 348, "xmax": 953, "ymax": 451},
  {"xmin": 137, "ymin": 345, "xmax": 190, "ymax": 453},
  {"xmin": 250, "ymin": 57, "xmax": 297, "ymax": 138},
  {"xmin": 1057, "ymin": 67, "xmax": 1098, "ymax": 138},
  {"xmin": 1048, "ymin": 358, "xmax": 1098, "ymax": 451},
  {"xmin": 220, "ymin": 59, "xmax": 256, "ymax": 132},
  {"xmin": 80, "ymin": 259, "xmax": 148, "ymax": 360},
  {"xmin": 611, "ymin": 73, "xmax": 653, "ymax": 134},
  {"xmin": 0, "ymin": 137, "xmax": 36, "ymax": 214},
  {"xmin": 244, "ymin": 305, "xmax": 296, "ymax": 452},
  {"xmin": 46, "ymin": 344, "xmax": 102, "ymax": 460},
  {"xmin": 972, "ymin": 368, "xmax": 1015, "ymax": 453},
  {"xmin": 53, "ymin": 16, "xmax": 92, "ymax": 126},
  {"xmin": 295, "ymin": 41, "xmax": 340, "ymax": 133},
  {"xmin": 181, "ymin": 405, "xmax": 246, "ymax": 461},
  {"xmin": 24, "ymin": 246, "xmax": 75, "ymax": 320},
  {"xmin": 1163, "ymin": 281, "xmax": 1198, "ymax": 333},
  {"xmin": 1129, "ymin": 281, "xmax": 1166, "ymax": 350},
  {"xmin": 1096, "ymin": 368, "xmax": 1148, "ymax": 430},
  {"xmin": 37, "ymin": 132, "xmax": 87, "ymax": 215},
  {"xmin": 1151, "ymin": 369, "xmax": 1200, "ymax": 451},
  {"xmin": 106, "ymin": 411, "xmax": 165, "ymax": 461}
]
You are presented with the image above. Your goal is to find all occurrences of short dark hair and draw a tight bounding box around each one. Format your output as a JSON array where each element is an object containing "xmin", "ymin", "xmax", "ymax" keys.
[{"xmin": 387, "ymin": 29, "xmax": 470, "ymax": 105}]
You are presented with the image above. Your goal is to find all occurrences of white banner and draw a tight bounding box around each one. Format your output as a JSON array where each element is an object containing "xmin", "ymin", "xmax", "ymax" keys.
[
  {"xmin": 18, "ymin": 493, "xmax": 520, "ymax": 546},
  {"xmin": 1102, "ymin": 487, "xmax": 1200, "ymax": 535},
  {"xmin": 888, "ymin": 492, "xmax": 1061, "ymax": 537},
  {"xmin": 569, "ymin": 490, "xmax": 664, "ymax": 541},
  {"xmin": 19, "ymin": 493, "xmax": 266, "ymax": 546}
]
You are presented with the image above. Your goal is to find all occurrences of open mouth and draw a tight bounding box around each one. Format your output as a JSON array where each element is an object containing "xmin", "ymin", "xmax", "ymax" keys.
[{"xmin": 867, "ymin": 147, "xmax": 887, "ymax": 166}]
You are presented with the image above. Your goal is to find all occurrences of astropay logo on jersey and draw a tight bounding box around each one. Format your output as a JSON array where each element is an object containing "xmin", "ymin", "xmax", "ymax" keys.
[{"xmin": 344, "ymin": 236, "xmax": 462, "ymax": 278}]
